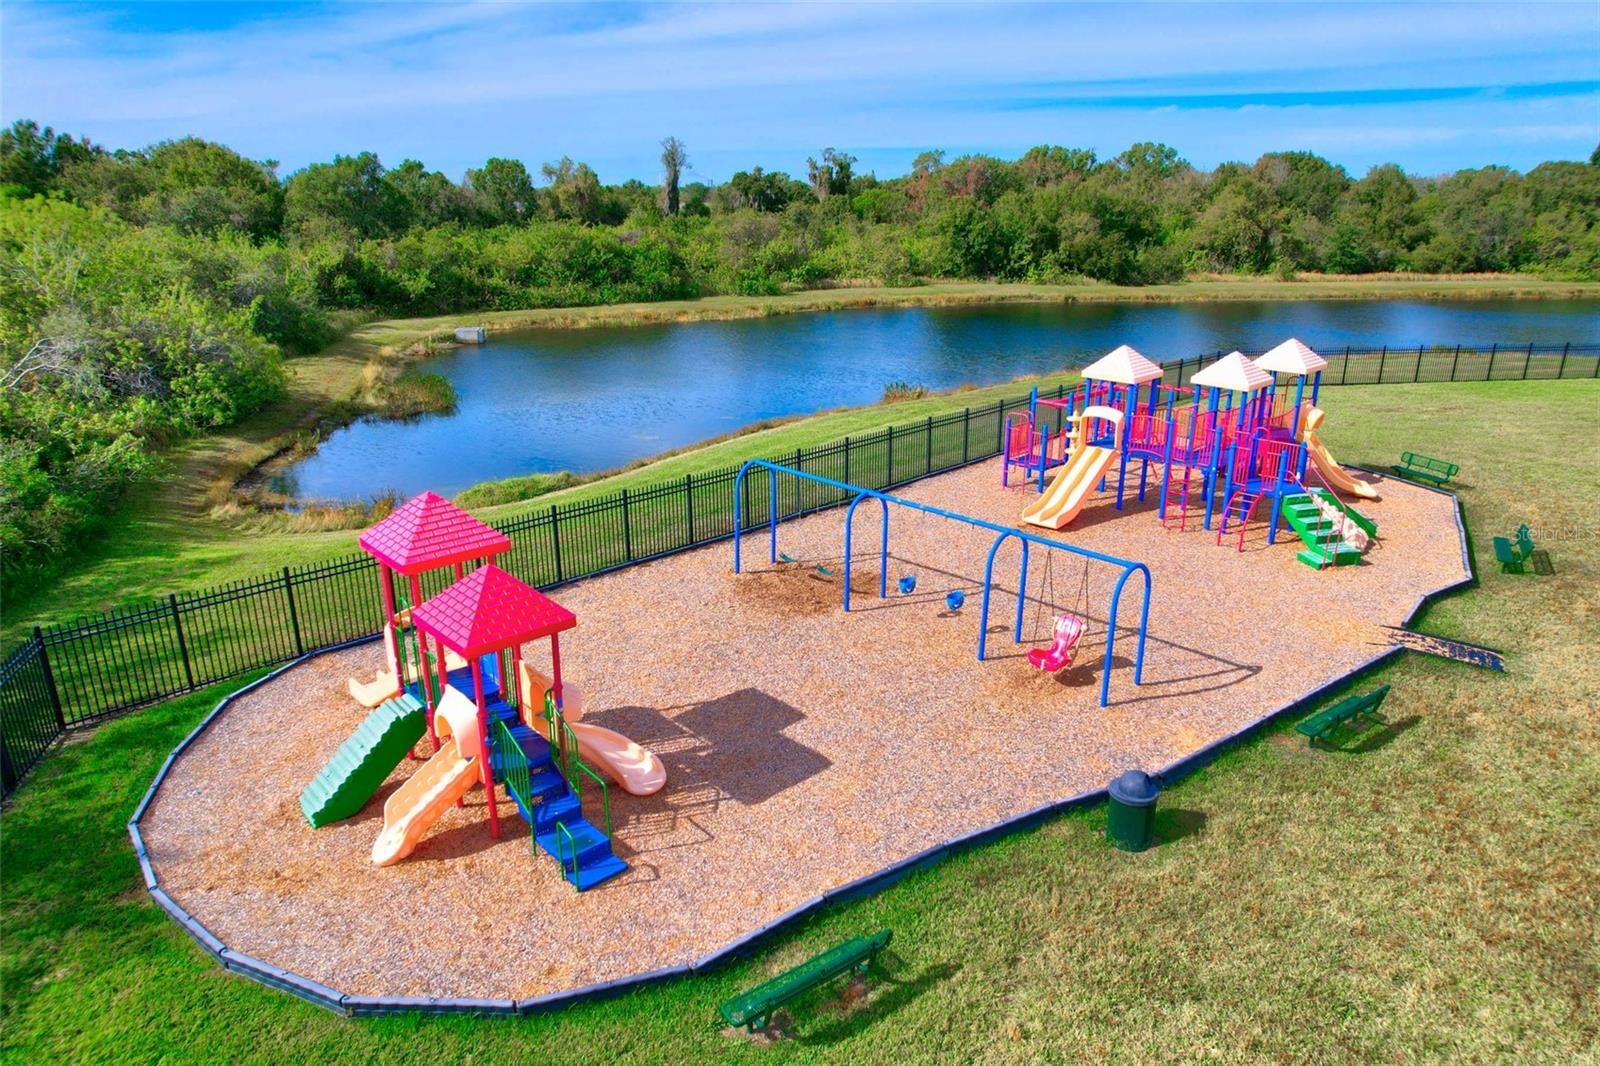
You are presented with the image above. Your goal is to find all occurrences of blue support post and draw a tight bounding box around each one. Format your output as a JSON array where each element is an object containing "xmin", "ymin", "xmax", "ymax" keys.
[
  {"xmin": 842, "ymin": 494, "xmax": 890, "ymax": 612},
  {"xmin": 1202, "ymin": 388, "xmax": 1224, "ymax": 530}
]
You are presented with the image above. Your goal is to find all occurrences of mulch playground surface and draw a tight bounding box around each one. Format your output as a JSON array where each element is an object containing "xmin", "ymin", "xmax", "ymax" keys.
[{"xmin": 138, "ymin": 459, "xmax": 1467, "ymax": 1000}]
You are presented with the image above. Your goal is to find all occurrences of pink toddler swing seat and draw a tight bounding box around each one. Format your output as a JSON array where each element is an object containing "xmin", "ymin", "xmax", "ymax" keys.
[{"xmin": 1027, "ymin": 614, "xmax": 1085, "ymax": 672}]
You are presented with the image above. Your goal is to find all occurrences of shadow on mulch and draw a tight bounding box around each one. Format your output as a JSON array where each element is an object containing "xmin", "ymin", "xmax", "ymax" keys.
[{"xmin": 655, "ymin": 688, "xmax": 833, "ymax": 806}]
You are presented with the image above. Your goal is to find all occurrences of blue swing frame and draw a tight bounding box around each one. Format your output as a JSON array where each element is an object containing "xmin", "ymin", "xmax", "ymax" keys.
[{"xmin": 732, "ymin": 460, "xmax": 1153, "ymax": 707}]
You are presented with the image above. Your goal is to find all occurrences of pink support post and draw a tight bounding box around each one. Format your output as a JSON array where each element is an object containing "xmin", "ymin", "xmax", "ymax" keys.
[
  {"xmin": 471, "ymin": 662, "xmax": 500, "ymax": 838},
  {"xmin": 550, "ymin": 633, "xmax": 565, "ymax": 710},
  {"xmin": 433, "ymin": 630, "xmax": 448, "ymax": 753}
]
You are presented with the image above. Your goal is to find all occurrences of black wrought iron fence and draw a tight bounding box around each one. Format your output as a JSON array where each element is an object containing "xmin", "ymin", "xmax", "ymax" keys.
[{"xmin": 3, "ymin": 339, "xmax": 1595, "ymax": 796}]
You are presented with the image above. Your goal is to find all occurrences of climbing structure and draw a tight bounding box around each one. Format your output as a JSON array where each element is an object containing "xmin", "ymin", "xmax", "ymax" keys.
[
  {"xmin": 302, "ymin": 492, "xmax": 510, "ymax": 828},
  {"xmin": 1011, "ymin": 340, "xmax": 1379, "ymax": 568},
  {"xmin": 406, "ymin": 564, "xmax": 628, "ymax": 889}
]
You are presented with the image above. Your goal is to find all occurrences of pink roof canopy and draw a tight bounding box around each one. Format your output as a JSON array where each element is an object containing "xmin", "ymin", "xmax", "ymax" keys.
[
  {"xmin": 1190, "ymin": 351, "xmax": 1273, "ymax": 393},
  {"xmin": 358, "ymin": 491, "xmax": 510, "ymax": 576},
  {"xmin": 1254, "ymin": 337, "xmax": 1329, "ymax": 376},
  {"xmin": 410, "ymin": 564, "xmax": 576, "ymax": 658},
  {"xmin": 1080, "ymin": 344, "xmax": 1165, "ymax": 385}
]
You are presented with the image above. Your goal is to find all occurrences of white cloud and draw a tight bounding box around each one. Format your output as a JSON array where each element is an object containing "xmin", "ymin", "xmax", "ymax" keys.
[{"xmin": 1, "ymin": 1, "xmax": 1596, "ymax": 177}]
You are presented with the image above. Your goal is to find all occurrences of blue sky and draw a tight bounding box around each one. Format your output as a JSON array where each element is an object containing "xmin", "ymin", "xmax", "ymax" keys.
[{"xmin": 3, "ymin": 1, "xmax": 1597, "ymax": 184}]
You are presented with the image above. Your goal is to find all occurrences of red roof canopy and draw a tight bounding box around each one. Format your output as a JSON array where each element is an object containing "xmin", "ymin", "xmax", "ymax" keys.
[
  {"xmin": 358, "ymin": 491, "xmax": 510, "ymax": 575},
  {"xmin": 411, "ymin": 564, "xmax": 576, "ymax": 657}
]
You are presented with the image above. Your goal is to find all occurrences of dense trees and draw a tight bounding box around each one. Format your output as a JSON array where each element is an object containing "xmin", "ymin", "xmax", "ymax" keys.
[{"xmin": 2, "ymin": 117, "xmax": 1598, "ymax": 584}]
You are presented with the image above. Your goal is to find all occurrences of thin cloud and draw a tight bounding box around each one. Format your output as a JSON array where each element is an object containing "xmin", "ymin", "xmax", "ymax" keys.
[{"xmin": 2, "ymin": 1, "xmax": 1596, "ymax": 178}]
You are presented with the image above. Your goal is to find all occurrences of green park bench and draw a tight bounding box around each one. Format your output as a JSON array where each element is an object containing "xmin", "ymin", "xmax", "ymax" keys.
[
  {"xmin": 1492, "ymin": 524, "xmax": 1536, "ymax": 574},
  {"xmin": 1392, "ymin": 451, "xmax": 1458, "ymax": 486},
  {"xmin": 719, "ymin": 929, "xmax": 892, "ymax": 1031},
  {"xmin": 1295, "ymin": 685, "xmax": 1390, "ymax": 747}
]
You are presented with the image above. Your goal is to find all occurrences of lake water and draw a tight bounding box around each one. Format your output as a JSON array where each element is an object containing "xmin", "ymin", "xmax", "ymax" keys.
[{"xmin": 276, "ymin": 297, "xmax": 1599, "ymax": 502}]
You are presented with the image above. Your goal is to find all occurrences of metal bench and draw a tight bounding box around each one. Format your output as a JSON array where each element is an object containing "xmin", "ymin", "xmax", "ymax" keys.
[
  {"xmin": 1392, "ymin": 451, "xmax": 1458, "ymax": 485},
  {"xmin": 1295, "ymin": 685, "xmax": 1390, "ymax": 747},
  {"xmin": 1493, "ymin": 524, "xmax": 1536, "ymax": 574},
  {"xmin": 719, "ymin": 929, "xmax": 892, "ymax": 1031}
]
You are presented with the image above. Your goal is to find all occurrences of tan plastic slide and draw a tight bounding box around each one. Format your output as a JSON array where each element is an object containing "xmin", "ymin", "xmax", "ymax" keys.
[
  {"xmin": 348, "ymin": 623, "xmax": 468, "ymax": 709},
  {"xmin": 517, "ymin": 662, "xmax": 667, "ymax": 797},
  {"xmin": 371, "ymin": 687, "xmax": 482, "ymax": 866},
  {"xmin": 1300, "ymin": 406, "xmax": 1378, "ymax": 500},
  {"xmin": 1020, "ymin": 446, "xmax": 1117, "ymax": 531}
]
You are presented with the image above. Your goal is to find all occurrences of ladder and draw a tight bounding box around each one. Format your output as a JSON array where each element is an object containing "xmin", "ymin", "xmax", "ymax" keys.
[{"xmin": 1216, "ymin": 490, "xmax": 1262, "ymax": 552}]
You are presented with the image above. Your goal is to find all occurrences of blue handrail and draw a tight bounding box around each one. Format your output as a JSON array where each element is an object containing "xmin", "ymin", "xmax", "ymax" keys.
[{"xmin": 733, "ymin": 460, "xmax": 1152, "ymax": 707}]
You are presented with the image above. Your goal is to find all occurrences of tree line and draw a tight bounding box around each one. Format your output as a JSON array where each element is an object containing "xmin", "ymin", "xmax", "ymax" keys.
[{"xmin": 2, "ymin": 117, "xmax": 1597, "ymax": 591}]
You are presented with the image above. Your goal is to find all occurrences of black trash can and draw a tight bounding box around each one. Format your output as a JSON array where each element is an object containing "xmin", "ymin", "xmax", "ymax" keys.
[{"xmin": 1107, "ymin": 770, "xmax": 1159, "ymax": 852}]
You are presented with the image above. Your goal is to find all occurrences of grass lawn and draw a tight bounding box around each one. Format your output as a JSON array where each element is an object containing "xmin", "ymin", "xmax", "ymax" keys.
[{"xmin": 3, "ymin": 378, "xmax": 1596, "ymax": 1063}]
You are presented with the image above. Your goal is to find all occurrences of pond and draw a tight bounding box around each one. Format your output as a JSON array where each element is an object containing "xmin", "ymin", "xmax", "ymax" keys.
[{"xmin": 273, "ymin": 297, "xmax": 1600, "ymax": 502}]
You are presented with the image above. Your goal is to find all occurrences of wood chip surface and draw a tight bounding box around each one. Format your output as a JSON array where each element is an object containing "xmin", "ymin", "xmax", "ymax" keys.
[{"xmin": 139, "ymin": 459, "xmax": 1467, "ymax": 1000}]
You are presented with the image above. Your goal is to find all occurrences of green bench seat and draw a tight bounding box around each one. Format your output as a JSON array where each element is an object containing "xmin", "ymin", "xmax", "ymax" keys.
[
  {"xmin": 1295, "ymin": 685, "xmax": 1390, "ymax": 747},
  {"xmin": 1392, "ymin": 451, "xmax": 1458, "ymax": 485},
  {"xmin": 720, "ymin": 929, "xmax": 892, "ymax": 1031},
  {"xmin": 1493, "ymin": 524, "xmax": 1536, "ymax": 574}
]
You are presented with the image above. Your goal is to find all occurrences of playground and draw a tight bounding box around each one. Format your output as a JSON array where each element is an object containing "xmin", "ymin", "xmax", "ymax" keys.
[{"xmin": 135, "ymin": 373, "xmax": 1471, "ymax": 1003}]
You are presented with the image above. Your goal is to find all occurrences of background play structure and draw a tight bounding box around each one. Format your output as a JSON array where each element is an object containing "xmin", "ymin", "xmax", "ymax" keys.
[{"xmin": 1002, "ymin": 339, "xmax": 1380, "ymax": 570}]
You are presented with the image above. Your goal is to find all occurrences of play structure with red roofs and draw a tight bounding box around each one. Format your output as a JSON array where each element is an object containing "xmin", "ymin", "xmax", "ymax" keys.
[{"xmin": 300, "ymin": 492, "xmax": 664, "ymax": 890}]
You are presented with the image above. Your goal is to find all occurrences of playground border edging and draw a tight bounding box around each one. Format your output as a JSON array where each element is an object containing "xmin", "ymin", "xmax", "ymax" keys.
[{"xmin": 130, "ymin": 481, "xmax": 1476, "ymax": 1018}]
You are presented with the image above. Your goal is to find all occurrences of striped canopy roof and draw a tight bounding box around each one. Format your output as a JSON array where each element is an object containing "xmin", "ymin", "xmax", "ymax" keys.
[
  {"xmin": 358, "ymin": 491, "xmax": 510, "ymax": 576},
  {"xmin": 1190, "ymin": 351, "xmax": 1273, "ymax": 393},
  {"xmin": 411, "ymin": 564, "xmax": 576, "ymax": 657},
  {"xmin": 1254, "ymin": 338, "xmax": 1329, "ymax": 375},
  {"xmin": 1080, "ymin": 344, "xmax": 1165, "ymax": 385}
]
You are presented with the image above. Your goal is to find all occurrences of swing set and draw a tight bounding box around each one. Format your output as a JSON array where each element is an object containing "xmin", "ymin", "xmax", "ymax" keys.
[{"xmin": 732, "ymin": 460, "xmax": 1153, "ymax": 707}]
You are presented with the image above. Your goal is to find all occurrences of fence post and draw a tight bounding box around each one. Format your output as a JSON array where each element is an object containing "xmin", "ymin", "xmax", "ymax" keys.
[
  {"xmin": 283, "ymin": 567, "xmax": 305, "ymax": 656},
  {"xmin": 925, "ymin": 416, "xmax": 933, "ymax": 474},
  {"xmin": 1377, "ymin": 345, "xmax": 1387, "ymax": 383},
  {"xmin": 621, "ymin": 489, "xmax": 633, "ymax": 560},
  {"xmin": 885, "ymin": 424, "xmax": 894, "ymax": 486},
  {"xmin": 1414, "ymin": 344, "xmax": 1423, "ymax": 383},
  {"xmin": 1450, "ymin": 344, "xmax": 1462, "ymax": 380},
  {"xmin": 1341, "ymin": 347, "xmax": 1350, "ymax": 385},
  {"xmin": 995, "ymin": 401, "xmax": 1004, "ymax": 454},
  {"xmin": 0, "ymin": 731, "xmax": 15, "ymax": 795},
  {"xmin": 794, "ymin": 449, "xmax": 803, "ymax": 515},
  {"xmin": 1523, "ymin": 342, "xmax": 1533, "ymax": 379},
  {"xmin": 961, "ymin": 409, "xmax": 970, "ymax": 463},
  {"xmin": 1486, "ymin": 343, "xmax": 1496, "ymax": 379},
  {"xmin": 550, "ymin": 505, "xmax": 564, "ymax": 583},
  {"xmin": 1557, "ymin": 342, "xmax": 1569, "ymax": 378},
  {"xmin": 844, "ymin": 436, "xmax": 851, "ymax": 484},
  {"xmin": 167, "ymin": 596, "xmax": 195, "ymax": 691},
  {"xmin": 685, "ymin": 474, "xmax": 695, "ymax": 544},
  {"xmin": 32, "ymin": 627, "xmax": 66, "ymax": 731}
]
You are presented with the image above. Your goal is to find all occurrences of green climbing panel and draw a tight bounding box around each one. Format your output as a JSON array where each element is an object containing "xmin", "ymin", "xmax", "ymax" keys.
[
  {"xmin": 1281, "ymin": 491, "xmax": 1369, "ymax": 569},
  {"xmin": 300, "ymin": 692, "xmax": 425, "ymax": 827}
]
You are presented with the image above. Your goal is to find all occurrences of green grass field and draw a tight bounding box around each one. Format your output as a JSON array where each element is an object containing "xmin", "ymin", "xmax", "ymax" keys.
[{"xmin": 3, "ymin": 378, "xmax": 1596, "ymax": 1063}]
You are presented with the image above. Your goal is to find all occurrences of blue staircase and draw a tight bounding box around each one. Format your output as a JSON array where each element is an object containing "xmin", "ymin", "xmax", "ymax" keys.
[{"xmin": 487, "ymin": 696, "xmax": 628, "ymax": 891}]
